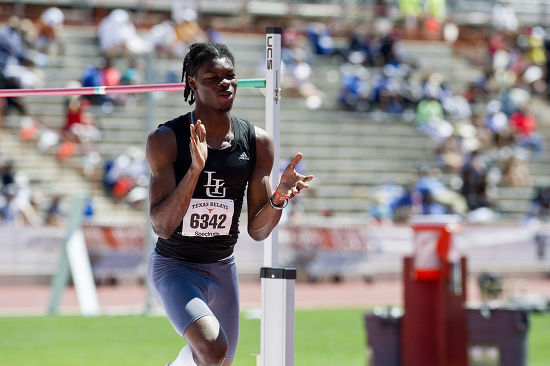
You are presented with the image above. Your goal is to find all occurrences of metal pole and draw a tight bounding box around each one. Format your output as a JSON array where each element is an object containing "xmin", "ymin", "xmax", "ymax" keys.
[
  {"xmin": 143, "ymin": 52, "xmax": 157, "ymax": 314},
  {"xmin": 261, "ymin": 26, "xmax": 295, "ymax": 366},
  {"xmin": 263, "ymin": 27, "xmax": 282, "ymax": 268}
]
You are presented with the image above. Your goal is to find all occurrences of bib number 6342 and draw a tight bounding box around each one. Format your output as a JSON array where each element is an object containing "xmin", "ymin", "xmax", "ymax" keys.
[
  {"xmin": 189, "ymin": 213, "xmax": 227, "ymax": 230},
  {"xmin": 182, "ymin": 198, "xmax": 234, "ymax": 237}
]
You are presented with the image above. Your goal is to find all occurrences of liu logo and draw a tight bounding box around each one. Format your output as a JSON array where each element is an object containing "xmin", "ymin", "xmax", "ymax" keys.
[{"xmin": 204, "ymin": 171, "xmax": 226, "ymax": 198}]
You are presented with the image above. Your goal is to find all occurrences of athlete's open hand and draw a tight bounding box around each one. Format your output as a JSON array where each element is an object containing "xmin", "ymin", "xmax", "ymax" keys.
[
  {"xmin": 277, "ymin": 152, "xmax": 314, "ymax": 199},
  {"xmin": 189, "ymin": 119, "xmax": 208, "ymax": 171}
]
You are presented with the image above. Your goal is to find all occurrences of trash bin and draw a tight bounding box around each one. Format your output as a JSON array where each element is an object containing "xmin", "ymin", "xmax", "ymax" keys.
[
  {"xmin": 364, "ymin": 308, "xmax": 402, "ymax": 366},
  {"xmin": 466, "ymin": 306, "xmax": 530, "ymax": 366}
]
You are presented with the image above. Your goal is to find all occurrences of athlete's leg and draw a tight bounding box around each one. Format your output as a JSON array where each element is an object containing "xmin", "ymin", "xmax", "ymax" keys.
[
  {"xmin": 208, "ymin": 258, "xmax": 240, "ymax": 365},
  {"xmin": 149, "ymin": 252, "xmax": 228, "ymax": 366},
  {"xmin": 176, "ymin": 257, "xmax": 239, "ymax": 366},
  {"xmin": 184, "ymin": 316, "xmax": 229, "ymax": 366}
]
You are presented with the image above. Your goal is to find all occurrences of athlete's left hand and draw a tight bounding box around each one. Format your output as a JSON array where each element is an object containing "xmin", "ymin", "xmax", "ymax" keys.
[{"xmin": 277, "ymin": 152, "xmax": 314, "ymax": 199}]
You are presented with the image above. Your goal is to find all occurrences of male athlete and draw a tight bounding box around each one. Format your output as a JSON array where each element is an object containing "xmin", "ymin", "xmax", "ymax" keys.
[{"xmin": 146, "ymin": 42, "xmax": 313, "ymax": 366}]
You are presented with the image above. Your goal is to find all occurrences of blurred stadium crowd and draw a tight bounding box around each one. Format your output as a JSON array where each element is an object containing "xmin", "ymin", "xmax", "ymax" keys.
[{"xmin": 0, "ymin": 0, "xmax": 549, "ymax": 227}]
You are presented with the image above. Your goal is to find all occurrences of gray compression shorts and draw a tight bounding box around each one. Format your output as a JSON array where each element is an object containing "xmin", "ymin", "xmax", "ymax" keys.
[{"xmin": 148, "ymin": 250, "xmax": 240, "ymax": 360}]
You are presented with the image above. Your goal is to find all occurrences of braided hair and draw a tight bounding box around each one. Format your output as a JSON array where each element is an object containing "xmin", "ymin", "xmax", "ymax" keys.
[{"xmin": 181, "ymin": 42, "xmax": 235, "ymax": 105}]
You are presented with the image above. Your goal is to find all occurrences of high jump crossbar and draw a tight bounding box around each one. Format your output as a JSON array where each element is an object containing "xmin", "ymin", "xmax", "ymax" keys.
[{"xmin": 0, "ymin": 78, "xmax": 266, "ymax": 98}]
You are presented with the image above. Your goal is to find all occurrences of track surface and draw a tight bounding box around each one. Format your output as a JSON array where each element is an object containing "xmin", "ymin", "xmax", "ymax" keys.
[{"xmin": 1, "ymin": 276, "xmax": 549, "ymax": 315}]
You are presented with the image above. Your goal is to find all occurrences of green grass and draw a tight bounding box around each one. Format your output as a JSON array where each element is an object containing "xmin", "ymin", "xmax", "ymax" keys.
[
  {"xmin": 528, "ymin": 313, "xmax": 550, "ymax": 366},
  {"xmin": 0, "ymin": 310, "xmax": 548, "ymax": 366}
]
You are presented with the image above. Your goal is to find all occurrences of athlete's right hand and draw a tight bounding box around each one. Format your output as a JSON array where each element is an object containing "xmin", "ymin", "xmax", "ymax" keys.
[{"xmin": 190, "ymin": 119, "xmax": 208, "ymax": 171}]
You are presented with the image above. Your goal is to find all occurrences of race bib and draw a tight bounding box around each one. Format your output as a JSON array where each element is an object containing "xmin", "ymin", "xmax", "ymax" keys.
[{"xmin": 181, "ymin": 198, "xmax": 234, "ymax": 237}]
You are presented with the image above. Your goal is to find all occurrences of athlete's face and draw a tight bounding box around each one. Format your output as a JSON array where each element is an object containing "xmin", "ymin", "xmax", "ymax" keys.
[{"xmin": 189, "ymin": 57, "xmax": 237, "ymax": 113}]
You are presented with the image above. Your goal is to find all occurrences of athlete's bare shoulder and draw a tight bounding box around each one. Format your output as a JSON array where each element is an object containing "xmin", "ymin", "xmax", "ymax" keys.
[
  {"xmin": 253, "ymin": 125, "xmax": 273, "ymax": 149},
  {"xmin": 146, "ymin": 125, "xmax": 177, "ymax": 167},
  {"xmin": 252, "ymin": 125, "xmax": 274, "ymax": 171}
]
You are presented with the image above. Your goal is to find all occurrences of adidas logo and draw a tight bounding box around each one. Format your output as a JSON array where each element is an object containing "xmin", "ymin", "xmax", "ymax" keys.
[{"xmin": 239, "ymin": 152, "xmax": 250, "ymax": 160}]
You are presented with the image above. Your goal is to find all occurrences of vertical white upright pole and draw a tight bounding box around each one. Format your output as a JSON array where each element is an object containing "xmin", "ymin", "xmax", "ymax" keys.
[
  {"xmin": 261, "ymin": 27, "xmax": 295, "ymax": 366},
  {"xmin": 263, "ymin": 27, "xmax": 282, "ymax": 268},
  {"xmin": 143, "ymin": 51, "xmax": 157, "ymax": 314}
]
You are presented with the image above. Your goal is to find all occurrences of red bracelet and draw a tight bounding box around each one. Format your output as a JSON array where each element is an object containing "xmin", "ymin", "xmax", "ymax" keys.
[{"xmin": 273, "ymin": 186, "xmax": 290, "ymax": 201}]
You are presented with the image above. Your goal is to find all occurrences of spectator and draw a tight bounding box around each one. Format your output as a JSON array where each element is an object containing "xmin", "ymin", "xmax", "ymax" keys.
[
  {"xmin": 460, "ymin": 151, "xmax": 492, "ymax": 211},
  {"xmin": 97, "ymin": 9, "xmax": 151, "ymax": 58},
  {"xmin": 368, "ymin": 188, "xmax": 395, "ymax": 222},
  {"xmin": 13, "ymin": 173, "xmax": 39, "ymax": 225},
  {"xmin": 419, "ymin": 188, "xmax": 447, "ymax": 215},
  {"xmin": 62, "ymin": 93, "xmax": 101, "ymax": 152},
  {"xmin": 172, "ymin": 8, "xmax": 207, "ymax": 57},
  {"xmin": 0, "ymin": 16, "xmax": 33, "ymax": 71},
  {"xmin": 0, "ymin": 184, "xmax": 18, "ymax": 223},
  {"xmin": 306, "ymin": 22, "xmax": 336, "ymax": 56},
  {"xmin": 491, "ymin": 1, "xmax": 519, "ymax": 33},
  {"xmin": 544, "ymin": 34, "xmax": 550, "ymax": 99},
  {"xmin": 527, "ymin": 186, "xmax": 550, "ymax": 219},
  {"xmin": 283, "ymin": 47, "xmax": 324, "ymax": 109},
  {"xmin": 501, "ymin": 153, "xmax": 532, "ymax": 187},
  {"xmin": 102, "ymin": 58, "xmax": 128, "ymax": 105},
  {"xmin": 1, "ymin": 17, "xmax": 46, "ymax": 88},
  {"xmin": 0, "ymin": 160, "xmax": 15, "ymax": 188},
  {"xmin": 120, "ymin": 57, "xmax": 143, "ymax": 86},
  {"xmin": 103, "ymin": 146, "xmax": 148, "ymax": 206},
  {"xmin": 44, "ymin": 195, "xmax": 65, "ymax": 226},
  {"xmin": 425, "ymin": 0, "xmax": 446, "ymax": 23},
  {"xmin": 524, "ymin": 26, "xmax": 546, "ymax": 67},
  {"xmin": 369, "ymin": 183, "xmax": 412, "ymax": 222},
  {"xmin": 148, "ymin": 20, "xmax": 178, "ymax": 58},
  {"xmin": 484, "ymin": 100, "xmax": 513, "ymax": 148},
  {"xmin": 391, "ymin": 183, "xmax": 415, "ymax": 222},
  {"xmin": 35, "ymin": 7, "xmax": 65, "ymax": 54},
  {"xmin": 435, "ymin": 135, "xmax": 465, "ymax": 173},
  {"xmin": 413, "ymin": 166, "xmax": 467, "ymax": 215},
  {"xmin": 509, "ymin": 106, "xmax": 544, "ymax": 159},
  {"xmin": 398, "ymin": 0, "xmax": 421, "ymax": 36},
  {"xmin": 80, "ymin": 60, "xmax": 116, "ymax": 112},
  {"xmin": 0, "ymin": 16, "xmax": 35, "ymax": 125},
  {"xmin": 338, "ymin": 64, "xmax": 371, "ymax": 111},
  {"xmin": 415, "ymin": 96, "xmax": 453, "ymax": 143}
]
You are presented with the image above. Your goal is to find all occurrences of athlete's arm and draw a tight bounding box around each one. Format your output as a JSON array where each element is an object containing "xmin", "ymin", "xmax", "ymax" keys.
[
  {"xmin": 247, "ymin": 127, "xmax": 313, "ymax": 241},
  {"xmin": 147, "ymin": 121, "xmax": 208, "ymax": 239}
]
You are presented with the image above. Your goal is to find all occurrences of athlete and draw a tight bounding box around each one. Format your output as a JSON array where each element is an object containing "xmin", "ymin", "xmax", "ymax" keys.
[{"xmin": 146, "ymin": 42, "xmax": 313, "ymax": 366}]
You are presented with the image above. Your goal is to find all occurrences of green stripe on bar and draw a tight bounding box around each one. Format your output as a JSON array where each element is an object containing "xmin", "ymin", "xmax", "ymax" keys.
[{"xmin": 239, "ymin": 78, "xmax": 266, "ymax": 88}]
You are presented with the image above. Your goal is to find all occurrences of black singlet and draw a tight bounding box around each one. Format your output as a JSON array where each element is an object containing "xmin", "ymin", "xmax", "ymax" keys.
[{"xmin": 154, "ymin": 112, "xmax": 257, "ymax": 263}]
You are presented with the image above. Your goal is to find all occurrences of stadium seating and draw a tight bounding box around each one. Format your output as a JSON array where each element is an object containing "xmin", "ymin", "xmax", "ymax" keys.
[{"xmin": 1, "ymin": 24, "xmax": 550, "ymax": 223}]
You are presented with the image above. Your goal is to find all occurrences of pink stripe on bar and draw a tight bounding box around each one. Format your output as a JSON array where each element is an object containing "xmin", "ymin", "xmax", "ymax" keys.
[
  {"xmin": 0, "ymin": 79, "xmax": 266, "ymax": 98},
  {"xmin": 0, "ymin": 83, "xmax": 186, "ymax": 97}
]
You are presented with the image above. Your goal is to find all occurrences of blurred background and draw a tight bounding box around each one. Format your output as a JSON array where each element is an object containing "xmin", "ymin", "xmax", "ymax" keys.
[{"xmin": 0, "ymin": 0, "xmax": 549, "ymax": 364}]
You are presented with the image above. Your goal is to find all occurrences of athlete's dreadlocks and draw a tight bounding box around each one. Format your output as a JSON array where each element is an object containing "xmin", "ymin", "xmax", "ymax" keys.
[{"xmin": 181, "ymin": 42, "xmax": 235, "ymax": 105}]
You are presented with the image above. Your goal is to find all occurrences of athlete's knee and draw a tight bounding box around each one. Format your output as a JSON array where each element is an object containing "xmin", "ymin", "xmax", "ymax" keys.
[
  {"xmin": 185, "ymin": 316, "xmax": 230, "ymax": 366},
  {"xmin": 194, "ymin": 338, "xmax": 228, "ymax": 366}
]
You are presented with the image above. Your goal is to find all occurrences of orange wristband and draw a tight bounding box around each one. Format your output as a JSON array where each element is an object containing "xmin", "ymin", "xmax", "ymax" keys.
[{"xmin": 273, "ymin": 186, "xmax": 290, "ymax": 201}]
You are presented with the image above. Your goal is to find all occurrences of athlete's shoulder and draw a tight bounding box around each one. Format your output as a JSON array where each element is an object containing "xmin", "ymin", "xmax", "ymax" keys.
[
  {"xmin": 252, "ymin": 125, "xmax": 273, "ymax": 148},
  {"xmin": 147, "ymin": 124, "xmax": 175, "ymax": 156},
  {"xmin": 250, "ymin": 125, "xmax": 274, "ymax": 168},
  {"xmin": 147, "ymin": 116, "xmax": 182, "ymax": 163}
]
